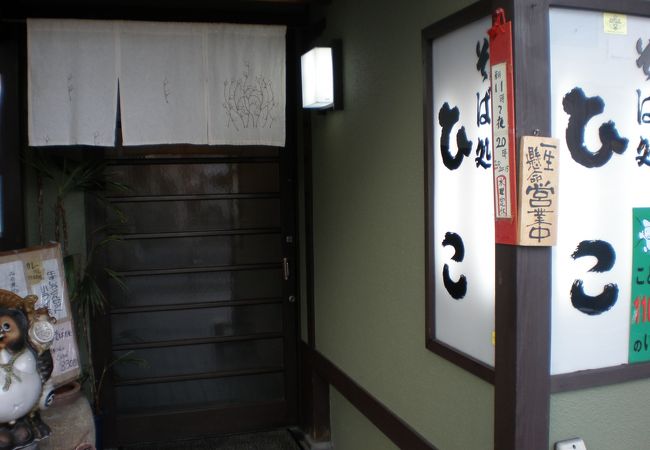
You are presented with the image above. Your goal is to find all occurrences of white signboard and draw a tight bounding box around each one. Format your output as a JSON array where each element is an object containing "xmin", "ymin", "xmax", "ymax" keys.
[
  {"xmin": 550, "ymin": 8, "xmax": 650, "ymax": 374},
  {"xmin": 432, "ymin": 17, "xmax": 495, "ymax": 366},
  {"xmin": 0, "ymin": 244, "xmax": 80, "ymax": 385}
]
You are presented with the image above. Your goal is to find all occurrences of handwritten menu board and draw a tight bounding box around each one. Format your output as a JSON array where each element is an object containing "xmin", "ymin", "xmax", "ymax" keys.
[
  {"xmin": 0, "ymin": 243, "xmax": 80, "ymax": 386},
  {"xmin": 550, "ymin": 9, "xmax": 650, "ymax": 374},
  {"xmin": 431, "ymin": 16, "xmax": 495, "ymax": 366}
]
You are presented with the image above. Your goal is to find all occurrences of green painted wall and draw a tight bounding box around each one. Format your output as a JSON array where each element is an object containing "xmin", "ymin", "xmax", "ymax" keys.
[
  {"xmin": 549, "ymin": 379, "xmax": 650, "ymax": 450},
  {"xmin": 330, "ymin": 388, "xmax": 398, "ymax": 450},
  {"xmin": 308, "ymin": 1, "xmax": 650, "ymax": 450},
  {"xmin": 308, "ymin": 1, "xmax": 493, "ymax": 449}
]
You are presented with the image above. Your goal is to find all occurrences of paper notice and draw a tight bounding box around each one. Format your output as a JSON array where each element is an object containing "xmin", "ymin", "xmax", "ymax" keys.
[
  {"xmin": 0, "ymin": 261, "xmax": 29, "ymax": 296},
  {"xmin": 34, "ymin": 258, "xmax": 67, "ymax": 320}
]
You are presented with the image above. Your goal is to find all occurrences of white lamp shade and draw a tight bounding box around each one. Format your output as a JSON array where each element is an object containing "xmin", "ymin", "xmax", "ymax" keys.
[{"xmin": 301, "ymin": 47, "xmax": 334, "ymax": 109}]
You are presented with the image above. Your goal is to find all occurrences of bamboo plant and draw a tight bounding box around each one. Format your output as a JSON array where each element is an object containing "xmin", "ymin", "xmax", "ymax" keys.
[{"xmin": 24, "ymin": 149, "xmax": 134, "ymax": 414}]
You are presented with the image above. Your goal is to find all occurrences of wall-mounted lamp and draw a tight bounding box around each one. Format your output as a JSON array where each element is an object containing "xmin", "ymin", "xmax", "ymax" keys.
[{"xmin": 300, "ymin": 40, "xmax": 342, "ymax": 110}]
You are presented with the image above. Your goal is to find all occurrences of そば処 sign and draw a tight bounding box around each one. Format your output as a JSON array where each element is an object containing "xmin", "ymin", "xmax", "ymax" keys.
[{"xmin": 431, "ymin": 16, "xmax": 495, "ymax": 367}]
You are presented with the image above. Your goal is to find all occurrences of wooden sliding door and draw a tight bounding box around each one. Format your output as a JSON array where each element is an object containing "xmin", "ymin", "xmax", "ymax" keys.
[{"xmin": 89, "ymin": 147, "xmax": 298, "ymax": 445}]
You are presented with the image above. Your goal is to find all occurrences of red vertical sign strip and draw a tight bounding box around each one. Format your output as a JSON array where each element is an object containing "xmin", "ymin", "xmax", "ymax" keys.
[{"xmin": 489, "ymin": 9, "xmax": 518, "ymax": 245}]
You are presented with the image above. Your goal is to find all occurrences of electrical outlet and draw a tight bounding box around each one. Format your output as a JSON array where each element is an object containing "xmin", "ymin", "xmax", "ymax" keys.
[{"xmin": 555, "ymin": 437, "xmax": 587, "ymax": 450}]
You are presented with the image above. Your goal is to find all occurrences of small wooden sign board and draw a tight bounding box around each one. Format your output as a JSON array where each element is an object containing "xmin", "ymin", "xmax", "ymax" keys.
[
  {"xmin": 0, "ymin": 243, "xmax": 80, "ymax": 386},
  {"xmin": 517, "ymin": 136, "xmax": 560, "ymax": 246}
]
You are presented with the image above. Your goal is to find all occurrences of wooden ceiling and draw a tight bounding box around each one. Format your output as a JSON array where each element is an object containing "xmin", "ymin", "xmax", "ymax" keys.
[{"xmin": 0, "ymin": 0, "xmax": 329, "ymax": 25}]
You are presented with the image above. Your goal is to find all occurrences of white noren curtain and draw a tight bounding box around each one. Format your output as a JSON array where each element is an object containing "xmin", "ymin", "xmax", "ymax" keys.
[
  {"xmin": 27, "ymin": 20, "xmax": 286, "ymax": 148},
  {"xmin": 28, "ymin": 20, "xmax": 118, "ymax": 147}
]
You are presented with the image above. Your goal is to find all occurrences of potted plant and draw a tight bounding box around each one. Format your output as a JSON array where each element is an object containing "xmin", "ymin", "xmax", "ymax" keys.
[{"xmin": 25, "ymin": 149, "xmax": 132, "ymax": 448}]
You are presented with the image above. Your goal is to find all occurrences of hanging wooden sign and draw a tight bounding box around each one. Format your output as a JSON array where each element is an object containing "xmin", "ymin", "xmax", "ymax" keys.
[
  {"xmin": 489, "ymin": 9, "xmax": 518, "ymax": 245},
  {"xmin": 517, "ymin": 136, "xmax": 559, "ymax": 246}
]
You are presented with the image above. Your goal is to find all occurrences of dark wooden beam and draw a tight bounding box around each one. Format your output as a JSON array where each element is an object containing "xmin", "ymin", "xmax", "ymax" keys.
[
  {"xmin": 299, "ymin": 343, "xmax": 331, "ymax": 442},
  {"xmin": 492, "ymin": 1, "xmax": 552, "ymax": 449},
  {"xmin": 551, "ymin": 362, "xmax": 650, "ymax": 393},
  {"xmin": 0, "ymin": 22, "xmax": 25, "ymax": 251},
  {"xmin": 0, "ymin": 0, "xmax": 312, "ymax": 25}
]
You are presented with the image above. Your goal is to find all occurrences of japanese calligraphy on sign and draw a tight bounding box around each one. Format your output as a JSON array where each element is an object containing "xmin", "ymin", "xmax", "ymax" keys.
[
  {"xmin": 517, "ymin": 136, "xmax": 559, "ymax": 246},
  {"xmin": 549, "ymin": 8, "xmax": 650, "ymax": 374},
  {"xmin": 488, "ymin": 11, "xmax": 518, "ymax": 245},
  {"xmin": 0, "ymin": 244, "xmax": 79, "ymax": 386},
  {"xmin": 33, "ymin": 258, "xmax": 67, "ymax": 320},
  {"xmin": 0, "ymin": 261, "xmax": 28, "ymax": 296},
  {"xmin": 491, "ymin": 62, "xmax": 511, "ymax": 219},
  {"xmin": 629, "ymin": 207, "xmax": 650, "ymax": 363},
  {"xmin": 430, "ymin": 16, "xmax": 495, "ymax": 367},
  {"xmin": 25, "ymin": 259, "xmax": 43, "ymax": 286}
]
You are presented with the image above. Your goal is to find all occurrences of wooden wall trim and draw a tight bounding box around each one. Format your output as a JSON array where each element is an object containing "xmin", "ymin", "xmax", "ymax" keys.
[
  {"xmin": 551, "ymin": 362, "xmax": 650, "ymax": 393},
  {"xmin": 303, "ymin": 342, "xmax": 438, "ymax": 450},
  {"xmin": 424, "ymin": 340, "xmax": 494, "ymax": 384}
]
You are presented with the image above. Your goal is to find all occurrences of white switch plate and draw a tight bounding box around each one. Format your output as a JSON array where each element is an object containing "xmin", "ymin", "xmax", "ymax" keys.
[{"xmin": 555, "ymin": 437, "xmax": 587, "ymax": 450}]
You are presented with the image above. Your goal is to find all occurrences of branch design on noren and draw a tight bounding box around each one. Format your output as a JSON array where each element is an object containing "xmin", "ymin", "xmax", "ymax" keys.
[{"xmin": 223, "ymin": 62, "xmax": 278, "ymax": 131}]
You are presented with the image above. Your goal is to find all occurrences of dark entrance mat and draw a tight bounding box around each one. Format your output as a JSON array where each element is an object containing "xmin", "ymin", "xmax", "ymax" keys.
[{"xmin": 121, "ymin": 429, "xmax": 301, "ymax": 450}]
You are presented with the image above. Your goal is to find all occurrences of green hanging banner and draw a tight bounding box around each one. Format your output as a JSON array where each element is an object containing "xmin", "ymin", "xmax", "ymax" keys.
[{"xmin": 629, "ymin": 207, "xmax": 650, "ymax": 363}]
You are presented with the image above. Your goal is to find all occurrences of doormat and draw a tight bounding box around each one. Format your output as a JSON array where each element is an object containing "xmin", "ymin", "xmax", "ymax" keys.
[{"xmin": 121, "ymin": 429, "xmax": 301, "ymax": 450}]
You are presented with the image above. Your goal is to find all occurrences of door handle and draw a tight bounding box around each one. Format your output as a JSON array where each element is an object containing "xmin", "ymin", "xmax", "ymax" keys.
[{"xmin": 283, "ymin": 257, "xmax": 290, "ymax": 281}]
